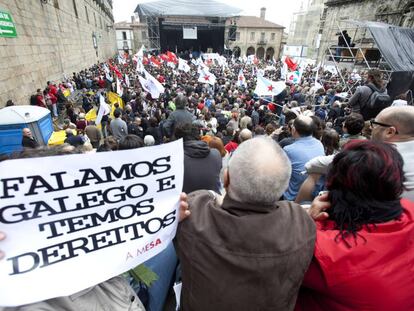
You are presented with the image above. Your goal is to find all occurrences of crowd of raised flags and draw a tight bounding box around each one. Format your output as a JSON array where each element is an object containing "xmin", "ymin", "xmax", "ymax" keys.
[{"xmin": 112, "ymin": 45, "xmax": 317, "ymax": 101}]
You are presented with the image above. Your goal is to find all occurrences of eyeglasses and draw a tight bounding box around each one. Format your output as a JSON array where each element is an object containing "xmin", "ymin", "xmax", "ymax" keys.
[{"xmin": 370, "ymin": 119, "xmax": 399, "ymax": 134}]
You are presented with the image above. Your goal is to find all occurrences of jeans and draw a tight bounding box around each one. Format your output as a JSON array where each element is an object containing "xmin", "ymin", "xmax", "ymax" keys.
[
  {"xmin": 134, "ymin": 242, "xmax": 178, "ymax": 311},
  {"xmin": 335, "ymin": 47, "xmax": 341, "ymax": 61}
]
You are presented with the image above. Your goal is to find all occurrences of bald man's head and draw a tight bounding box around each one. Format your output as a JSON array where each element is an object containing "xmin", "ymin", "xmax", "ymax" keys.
[
  {"xmin": 227, "ymin": 137, "xmax": 291, "ymax": 205},
  {"xmin": 293, "ymin": 115, "xmax": 315, "ymax": 137},
  {"xmin": 373, "ymin": 106, "xmax": 414, "ymax": 142}
]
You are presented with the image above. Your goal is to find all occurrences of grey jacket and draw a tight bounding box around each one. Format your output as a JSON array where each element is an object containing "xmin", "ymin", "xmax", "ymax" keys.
[
  {"xmin": 163, "ymin": 109, "xmax": 195, "ymax": 137},
  {"xmin": 349, "ymin": 83, "xmax": 386, "ymax": 120},
  {"xmin": 0, "ymin": 276, "xmax": 145, "ymax": 311}
]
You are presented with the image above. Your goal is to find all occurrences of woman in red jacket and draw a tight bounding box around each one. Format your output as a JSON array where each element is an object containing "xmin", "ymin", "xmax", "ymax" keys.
[{"xmin": 296, "ymin": 140, "xmax": 414, "ymax": 311}]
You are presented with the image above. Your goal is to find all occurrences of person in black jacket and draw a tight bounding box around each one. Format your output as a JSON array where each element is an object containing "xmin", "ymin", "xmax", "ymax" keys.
[
  {"xmin": 163, "ymin": 94, "xmax": 195, "ymax": 138},
  {"xmin": 174, "ymin": 123, "xmax": 222, "ymax": 194},
  {"xmin": 21, "ymin": 128, "xmax": 39, "ymax": 149}
]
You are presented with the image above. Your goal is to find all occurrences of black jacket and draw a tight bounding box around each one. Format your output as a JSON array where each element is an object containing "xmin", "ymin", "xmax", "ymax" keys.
[{"xmin": 182, "ymin": 140, "xmax": 222, "ymax": 194}]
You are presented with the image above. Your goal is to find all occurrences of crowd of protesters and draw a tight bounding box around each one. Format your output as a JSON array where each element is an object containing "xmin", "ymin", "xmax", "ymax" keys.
[{"xmin": 1, "ymin": 50, "xmax": 414, "ymax": 311}]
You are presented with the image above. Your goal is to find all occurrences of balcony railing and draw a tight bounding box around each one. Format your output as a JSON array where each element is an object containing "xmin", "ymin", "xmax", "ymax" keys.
[{"xmin": 257, "ymin": 39, "xmax": 267, "ymax": 45}]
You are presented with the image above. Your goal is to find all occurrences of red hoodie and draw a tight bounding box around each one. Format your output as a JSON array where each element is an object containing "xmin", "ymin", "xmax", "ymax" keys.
[{"xmin": 295, "ymin": 199, "xmax": 414, "ymax": 311}]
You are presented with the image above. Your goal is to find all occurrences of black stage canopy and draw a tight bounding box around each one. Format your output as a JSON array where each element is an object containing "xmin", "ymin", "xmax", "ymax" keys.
[{"xmin": 135, "ymin": 0, "xmax": 242, "ymax": 18}]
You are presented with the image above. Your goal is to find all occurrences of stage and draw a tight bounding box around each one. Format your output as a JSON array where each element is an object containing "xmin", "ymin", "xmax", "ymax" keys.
[{"xmin": 159, "ymin": 22, "xmax": 225, "ymax": 54}]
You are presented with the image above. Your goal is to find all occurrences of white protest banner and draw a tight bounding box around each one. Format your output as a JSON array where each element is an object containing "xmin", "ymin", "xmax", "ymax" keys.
[{"xmin": 0, "ymin": 140, "xmax": 184, "ymax": 306}]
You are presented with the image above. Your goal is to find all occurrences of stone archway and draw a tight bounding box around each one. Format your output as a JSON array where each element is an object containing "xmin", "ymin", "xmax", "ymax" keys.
[
  {"xmin": 233, "ymin": 46, "xmax": 241, "ymax": 58},
  {"xmin": 246, "ymin": 46, "xmax": 255, "ymax": 56},
  {"xmin": 266, "ymin": 47, "xmax": 275, "ymax": 60},
  {"xmin": 256, "ymin": 47, "xmax": 265, "ymax": 59}
]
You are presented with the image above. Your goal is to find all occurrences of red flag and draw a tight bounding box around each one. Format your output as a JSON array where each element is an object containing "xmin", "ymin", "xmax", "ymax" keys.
[
  {"xmin": 167, "ymin": 51, "xmax": 178, "ymax": 64},
  {"xmin": 150, "ymin": 55, "xmax": 161, "ymax": 68},
  {"xmin": 285, "ymin": 56, "xmax": 298, "ymax": 71},
  {"xmin": 108, "ymin": 63, "xmax": 123, "ymax": 79},
  {"xmin": 159, "ymin": 54, "xmax": 170, "ymax": 63},
  {"xmin": 143, "ymin": 56, "xmax": 149, "ymax": 65}
]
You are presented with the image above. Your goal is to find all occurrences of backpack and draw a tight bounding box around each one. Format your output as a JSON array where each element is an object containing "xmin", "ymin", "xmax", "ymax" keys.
[
  {"xmin": 362, "ymin": 85, "xmax": 392, "ymax": 120},
  {"xmin": 30, "ymin": 94, "xmax": 38, "ymax": 106}
]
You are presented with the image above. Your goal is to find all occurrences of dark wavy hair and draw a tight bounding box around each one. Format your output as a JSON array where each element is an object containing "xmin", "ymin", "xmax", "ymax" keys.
[{"xmin": 326, "ymin": 140, "xmax": 405, "ymax": 246}]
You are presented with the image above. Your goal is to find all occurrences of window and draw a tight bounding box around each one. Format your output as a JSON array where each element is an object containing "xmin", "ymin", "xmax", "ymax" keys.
[
  {"xmin": 100, "ymin": 16, "xmax": 103, "ymax": 29},
  {"xmin": 85, "ymin": 6, "xmax": 89, "ymax": 23},
  {"xmin": 53, "ymin": 0, "xmax": 59, "ymax": 9},
  {"xmin": 250, "ymin": 32, "xmax": 255, "ymax": 41},
  {"xmin": 142, "ymin": 31, "xmax": 147, "ymax": 39},
  {"xmin": 94, "ymin": 12, "xmax": 97, "ymax": 27},
  {"xmin": 271, "ymin": 33, "xmax": 275, "ymax": 41},
  {"xmin": 261, "ymin": 32, "xmax": 265, "ymax": 41},
  {"xmin": 122, "ymin": 31, "xmax": 127, "ymax": 40},
  {"xmin": 236, "ymin": 32, "xmax": 240, "ymax": 41},
  {"xmin": 72, "ymin": 0, "xmax": 78, "ymax": 18}
]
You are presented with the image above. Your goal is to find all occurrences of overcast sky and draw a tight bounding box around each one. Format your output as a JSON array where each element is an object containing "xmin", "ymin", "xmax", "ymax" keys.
[{"xmin": 112, "ymin": 0, "xmax": 304, "ymax": 31}]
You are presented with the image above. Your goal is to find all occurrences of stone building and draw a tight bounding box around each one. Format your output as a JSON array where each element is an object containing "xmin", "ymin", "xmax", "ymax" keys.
[
  {"xmin": 114, "ymin": 16, "xmax": 150, "ymax": 55},
  {"xmin": 316, "ymin": 0, "xmax": 414, "ymax": 61},
  {"xmin": 225, "ymin": 8, "xmax": 285, "ymax": 60},
  {"xmin": 0, "ymin": 0, "xmax": 116, "ymax": 107},
  {"xmin": 289, "ymin": 0, "xmax": 414, "ymax": 62},
  {"xmin": 288, "ymin": 0, "xmax": 327, "ymax": 59}
]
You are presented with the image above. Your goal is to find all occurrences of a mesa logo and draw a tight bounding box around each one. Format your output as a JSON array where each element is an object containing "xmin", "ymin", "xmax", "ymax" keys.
[{"xmin": 125, "ymin": 239, "xmax": 162, "ymax": 261}]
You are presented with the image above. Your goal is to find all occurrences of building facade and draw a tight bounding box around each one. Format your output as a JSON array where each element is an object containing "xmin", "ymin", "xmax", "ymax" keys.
[
  {"xmin": 114, "ymin": 17, "xmax": 149, "ymax": 55},
  {"xmin": 115, "ymin": 21, "xmax": 134, "ymax": 54},
  {"xmin": 0, "ymin": 0, "xmax": 116, "ymax": 107},
  {"xmin": 288, "ymin": 0, "xmax": 414, "ymax": 62},
  {"xmin": 316, "ymin": 0, "xmax": 414, "ymax": 61},
  {"xmin": 226, "ymin": 8, "xmax": 285, "ymax": 60},
  {"xmin": 288, "ymin": 0, "xmax": 327, "ymax": 59}
]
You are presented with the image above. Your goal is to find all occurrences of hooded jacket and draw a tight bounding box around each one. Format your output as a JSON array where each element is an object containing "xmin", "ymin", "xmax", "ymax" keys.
[
  {"xmin": 182, "ymin": 140, "xmax": 222, "ymax": 194},
  {"xmin": 348, "ymin": 82, "xmax": 387, "ymax": 120},
  {"xmin": 175, "ymin": 191, "xmax": 316, "ymax": 311},
  {"xmin": 295, "ymin": 199, "xmax": 414, "ymax": 311}
]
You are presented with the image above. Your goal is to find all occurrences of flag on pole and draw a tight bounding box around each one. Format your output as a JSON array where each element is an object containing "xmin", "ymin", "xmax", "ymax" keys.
[
  {"xmin": 96, "ymin": 94, "xmax": 111, "ymax": 125},
  {"xmin": 237, "ymin": 69, "xmax": 247, "ymax": 87},
  {"xmin": 287, "ymin": 71, "xmax": 301, "ymax": 84},
  {"xmin": 198, "ymin": 69, "xmax": 216, "ymax": 85},
  {"xmin": 167, "ymin": 51, "xmax": 178, "ymax": 64},
  {"xmin": 178, "ymin": 58, "xmax": 191, "ymax": 72},
  {"xmin": 143, "ymin": 70, "xmax": 165, "ymax": 99},
  {"xmin": 105, "ymin": 72, "xmax": 113, "ymax": 83},
  {"xmin": 116, "ymin": 78, "xmax": 123, "ymax": 96},
  {"xmin": 254, "ymin": 74, "xmax": 286, "ymax": 96},
  {"xmin": 103, "ymin": 63, "xmax": 110, "ymax": 74},
  {"xmin": 281, "ymin": 61, "xmax": 288, "ymax": 80},
  {"xmin": 285, "ymin": 56, "xmax": 298, "ymax": 71},
  {"xmin": 150, "ymin": 56, "xmax": 161, "ymax": 68}
]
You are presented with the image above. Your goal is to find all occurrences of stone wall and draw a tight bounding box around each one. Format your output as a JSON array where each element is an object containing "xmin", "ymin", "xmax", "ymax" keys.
[
  {"xmin": 316, "ymin": 0, "xmax": 414, "ymax": 61},
  {"xmin": 0, "ymin": 0, "xmax": 116, "ymax": 107}
]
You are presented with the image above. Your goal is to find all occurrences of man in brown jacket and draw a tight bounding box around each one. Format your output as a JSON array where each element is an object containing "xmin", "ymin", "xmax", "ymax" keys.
[{"xmin": 175, "ymin": 137, "xmax": 316, "ymax": 311}]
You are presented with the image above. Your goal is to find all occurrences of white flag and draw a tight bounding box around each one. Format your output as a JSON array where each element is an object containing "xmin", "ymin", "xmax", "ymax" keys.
[
  {"xmin": 116, "ymin": 78, "xmax": 123, "ymax": 96},
  {"xmin": 138, "ymin": 75, "xmax": 150, "ymax": 94},
  {"xmin": 198, "ymin": 69, "xmax": 216, "ymax": 85},
  {"xmin": 96, "ymin": 94, "xmax": 111, "ymax": 125},
  {"xmin": 254, "ymin": 74, "xmax": 286, "ymax": 96},
  {"xmin": 141, "ymin": 70, "xmax": 165, "ymax": 99},
  {"xmin": 281, "ymin": 62, "xmax": 288, "ymax": 80},
  {"xmin": 287, "ymin": 71, "xmax": 301, "ymax": 84},
  {"xmin": 103, "ymin": 63, "xmax": 110, "ymax": 74},
  {"xmin": 125, "ymin": 74, "xmax": 130, "ymax": 88},
  {"xmin": 178, "ymin": 58, "xmax": 190, "ymax": 73},
  {"xmin": 105, "ymin": 72, "xmax": 113, "ymax": 83},
  {"xmin": 237, "ymin": 69, "xmax": 247, "ymax": 87}
]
